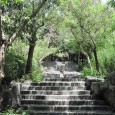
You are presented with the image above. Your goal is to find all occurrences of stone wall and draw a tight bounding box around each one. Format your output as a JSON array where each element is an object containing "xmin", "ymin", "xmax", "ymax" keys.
[
  {"xmin": 85, "ymin": 73, "xmax": 115, "ymax": 111},
  {"xmin": 0, "ymin": 82, "xmax": 21, "ymax": 111}
]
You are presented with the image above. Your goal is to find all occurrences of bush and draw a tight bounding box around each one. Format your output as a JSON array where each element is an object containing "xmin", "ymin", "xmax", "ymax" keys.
[
  {"xmin": 4, "ymin": 49, "xmax": 26, "ymax": 80},
  {"xmin": 97, "ymin": 45, "xmax": 115, "ymax": 75},
  {"xmin": 2, "ymin": 109, "xmax": 29, "ymax": 115},
  {"xmin": 2, "ymin": 109, "xmax": 18, "ymax": 115},
  {"xmin": 82, "ymin": 67, "xmax": 102, "ymax": 78},
  {"xmin": 30, "ymin": 70, "xmax": 43, "ymax": 82}
]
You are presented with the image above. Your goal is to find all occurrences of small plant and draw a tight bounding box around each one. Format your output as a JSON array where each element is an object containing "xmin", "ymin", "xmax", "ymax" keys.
[
  {"xmin": 30, "ymin": 70, "xmax": 43, "ymax": 82},
  {"xmin": 2, "ymin": 109, "xmax": 29, "ymax": 115},
  {"xmin": 2, "ymin": 109, "xmax": 16, "ymax": 115},
  {"xmin": 82, "ymin": 67, "xmax": 103, "ymax": 78}
]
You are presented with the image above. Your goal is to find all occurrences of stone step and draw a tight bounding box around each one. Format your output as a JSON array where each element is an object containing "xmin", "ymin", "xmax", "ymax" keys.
[
  {"xmin": 28, "ymin": 111, "xmax": 113, "ymax": 115},
  {"xmin": 22, "ymin": 86, "xmax": 86, "ymax": 91},
  {"xmin": 21, "ymin": 90, "xmax": 90, "ymax": 95},
  {"xmin": 21, "ymin": 100, "xmax": 108, "ymax": 105},
  {"xmin": 22, "ymin": 81, "xmax": 85, "ymax": 87},
  {"xmin": 43, "ymin": 78, "xmax": 83, "ymax": 81},
  {"xmin": 21, "ymin": 95, "xmax": 93, "ymax": 100},
  {"xmin": 22, "ymin": 105, "xmax": 110, "ymax": 111},
  {"xmin": 43, "ymin": 71, "xmax": 81, "ymax": 78}
]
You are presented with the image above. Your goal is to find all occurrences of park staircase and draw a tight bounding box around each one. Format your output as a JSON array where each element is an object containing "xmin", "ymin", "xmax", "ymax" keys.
[{"xmin": 21, "ymin": 61, "xmax": 113, "ymax": 115}]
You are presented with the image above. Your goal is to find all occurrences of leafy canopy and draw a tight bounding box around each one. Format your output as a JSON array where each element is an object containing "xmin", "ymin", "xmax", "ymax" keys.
[{"xmin": 1, "ymin": 0, "xmax": 22, "ymax": 4}]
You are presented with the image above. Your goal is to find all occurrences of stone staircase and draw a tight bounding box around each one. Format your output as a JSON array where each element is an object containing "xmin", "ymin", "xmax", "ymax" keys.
[{"xmin": 21, "ymin": 62, "xmax": 113, "ymax": 115}]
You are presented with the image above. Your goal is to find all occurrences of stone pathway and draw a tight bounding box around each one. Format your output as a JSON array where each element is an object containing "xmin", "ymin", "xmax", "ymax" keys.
[{"xmin": 21, "ymin": 61, "xmax": 113, "ymax": 115}]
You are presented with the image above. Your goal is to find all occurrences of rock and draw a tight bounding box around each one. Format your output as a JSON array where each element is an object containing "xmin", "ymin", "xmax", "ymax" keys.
[
  {"xmin": 1, "ymin": 90, "xmax": 12, "ymax": 111},
  {"xmin": 91, "ymin": 81, "xmax": 108, "ymax": 97},
  {"xmin": 11, "ymin": 82, "xmax": 21, "ymax": 108},
  {"xmin": 85, "ymin": 76, "xmax": 104, "ymax": 90},
  {"xmin": 21, "ymin": 80, "xmax": 32, "ymax": 84},
  {"xmin": 0, "ymin": 81, "xmax": 22, "ymax": 111},
  {"xmin": 56, "ymin": 62, "xmax": 65, "ymax": 71},
  {"xmin": 104, "ymin": 87, "xmax": 115, "ymax": 111},
  {"xmin": 1, "ymin": 77, "xmax": 12, "ymax": 85}
]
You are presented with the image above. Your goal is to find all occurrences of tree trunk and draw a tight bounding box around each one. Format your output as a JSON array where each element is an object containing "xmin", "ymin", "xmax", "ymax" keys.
[
  {"xmin": 76, "ymin": 42, "xmax": 92, "ymax": 69},
  {"xmin": 70, "ymin": 28, "xmax": 92, "ymax": 69},
  {"xmin": 25, "ymin": 43, "xmax": 35, "ymax": 74},
  {"xmin": 0, "ymin": 11, "xmax": 8, "ymax": 82},
  {"xmin": 81, "ymin": 49, "xmax": 92, "ymax": 69},
  {"xmin": 93, "ymin": 46, "xmax": 99, "ymax": 72},
  {"xmin": 79, "ymin": 45, "xmax": 92, "ymax": 69},
  {"xmin": 0, "ymin": 44, "xmax": 7, "ymax": 81}
]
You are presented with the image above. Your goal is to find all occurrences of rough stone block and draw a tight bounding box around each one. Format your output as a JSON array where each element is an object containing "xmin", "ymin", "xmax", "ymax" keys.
[{"xmin": 85, "ymin": 76, "xmax": 104, "ymax": 90}]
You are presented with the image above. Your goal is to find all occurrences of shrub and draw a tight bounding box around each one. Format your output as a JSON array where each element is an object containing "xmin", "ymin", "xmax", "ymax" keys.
[
  {"xmin": 30, "ymin": 70, "xmax": 43, "ymax": 82},
  {"xmin": 97, "ymin": 45, "xmax": 115, "ymax": 75},
  {"xmin": 2, "ymin": 109, "xmax": 29, "ymax": 115},
  {"xmin": 4, "ymin": 49, "xmax": 26, "ymax": 80},
  {"xmin": 82, "ymin": 67, "xmax": 102, "ymax": 78}
]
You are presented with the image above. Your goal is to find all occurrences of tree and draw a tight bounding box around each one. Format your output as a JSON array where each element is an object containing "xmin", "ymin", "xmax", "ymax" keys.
[
  {"xmin": 25, "ymin": 1, "xmax": 45, "ymax": 74},
  {"xmin": 58, "ymin": 0, "xmax": 113, "ymax": 72},
  {"xmin": 0, "ymin": 0, "xmax": 48, "ymax": 82}
]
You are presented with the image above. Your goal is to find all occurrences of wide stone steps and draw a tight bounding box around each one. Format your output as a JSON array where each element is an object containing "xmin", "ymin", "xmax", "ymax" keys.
[
  {"xmin": 43, "ymin": 78, "xmax": 83, "ymax": 81},
  {"xmin": 28, "ymin": 111, "xmax": 113, "ymax": 115},
  {"xmin": 21, "ymin": 100, "xmax": 108, "ymax": 105},
  {"xmin": 22, "ymin": 81, "xmax": 85, "ymax": 86},
  {"xmin": 21, "ymin": 95, "xmax": 93, "ymax": 100},
  {"xmin": 21, "ymin": 86, "xmax": 86, "ymax": 91},
  {"xmin": 21, "ymin": 90, "xmax": 90, "ymax": 95},
  {"xmin": 20, "ymin": 69, "xmax": 113, "ymax": 115},
  {"xmin": 22, "ymin": 105, "xmax": 110, "ymax": 111},
  {"xmin": 44, "ymin": 71, "xmax": 81, "ymax": 78}
]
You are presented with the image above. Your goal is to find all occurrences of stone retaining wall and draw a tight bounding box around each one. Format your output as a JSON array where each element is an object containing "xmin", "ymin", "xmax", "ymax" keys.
[
  {"xmin": 85, "ymin": 73, "xmax": 115, "ymax": 111},
  {"xmin": 0, "ymin": 82, "xmax": 21, "ymax": 111}
]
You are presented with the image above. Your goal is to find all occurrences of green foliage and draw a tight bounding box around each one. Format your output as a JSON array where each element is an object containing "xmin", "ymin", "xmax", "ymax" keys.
[
  {"xmin": 1, "ymin": 0, "xmax": 22, "ymax": 5},
  {"xmin": 2, "ymin": 109, "xmax": 18, "ymax": 115},
  {"xmin": 2, "ymin": 109, "xmax": 29, "ymax": 115},
  {"xmin": 22, "ymin": 39, "xmax": 57, "ymax": 82},
  {"xmin": 97, "ymin": 42, "xmax": 115, "ymax": 74},
  {"xmin": 82, "ymin": 67, "xmax": 102, "ymax": 78},
  {"xmin": 34, "ymin": 39, "xmax": 57, "ymax": 61},
  {"xmin": 4, "ymin": 40, "xmax": 27, "ymax": 80},
  {"xmin": 5, "ymin": 49, "xmax": 26, "ymax": 80},
  {"xmin": 109, "ymin": 0, "xmax": 115, "ymax": 7},
  {"xmin": 1, "ymin": 0, "xmax": 115, "ymax": 81},
  {"xmin": 30, "ymin": 70, "xmax": 43, "ymax": 82},
  {"xmin": 28, "ymin": 39, "xmax": 57, "ymax": 82}
]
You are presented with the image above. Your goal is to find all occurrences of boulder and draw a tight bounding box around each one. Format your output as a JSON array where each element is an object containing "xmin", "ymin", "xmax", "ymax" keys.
[
  {"xmin": 91, "ymin": 81, "xmax": 108, "ymax": 97},
  {"xmin": 85, "ymin": 76, "xmax": 104, "ymax": 90},
  {"xmin": 0, "ymin": 81, "xmax": 22, "ymax": 111},
  {"xmin": 104, "ymin": 87, "xmax": 115, "ymax": 111}
]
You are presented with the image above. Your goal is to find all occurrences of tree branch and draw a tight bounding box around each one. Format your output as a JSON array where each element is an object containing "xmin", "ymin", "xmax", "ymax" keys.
[
  {"xmin": 80, "ymin": 25, "xmax": 96, "ymax": 48},
  {"xmin": 8, "ymin": 0, "xmax": 47, "ymax": 45}
]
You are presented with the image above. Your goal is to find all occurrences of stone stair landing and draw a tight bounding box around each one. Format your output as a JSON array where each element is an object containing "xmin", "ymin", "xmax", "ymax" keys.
[{"xmin": 21, "ymin": 61, "xmax": 113, "ymax": 115}]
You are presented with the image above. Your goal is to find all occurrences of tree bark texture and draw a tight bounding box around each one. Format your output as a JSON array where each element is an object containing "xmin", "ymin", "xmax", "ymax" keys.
[
  {"xmin": 0, "ymin": 11, "xmax": 8, "ymax": 81},
  {"xmin": 79, "ymin": 45, "xmax": 92, "ymax": 69},
  {"xmin": 93, "ymin": 47, "xmax": 99, "ymax": 72},
  {"xmin": 25, "ymin": 44, "xmax": 35, "ymax": 74},
  {"xmin": 0, "ymin": 44, "xmax": 7, "ymax": 80}
]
